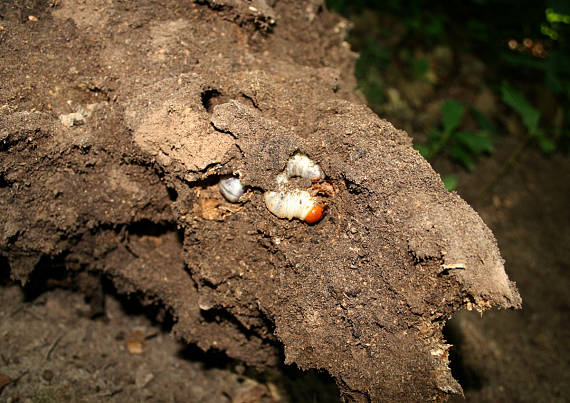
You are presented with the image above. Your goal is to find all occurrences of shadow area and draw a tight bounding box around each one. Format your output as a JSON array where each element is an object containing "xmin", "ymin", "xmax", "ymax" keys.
[
  {"xmin": 2, "ymin": 254, "xmax": 340, "ymax": 401},
  {"xmin": 444, "ymin": 316, "xmax": 486, "ymax": 393}
]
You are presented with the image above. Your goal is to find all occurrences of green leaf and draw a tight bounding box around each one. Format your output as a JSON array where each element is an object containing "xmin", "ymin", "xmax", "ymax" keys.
[
  {"xmin": 427, "ymin": 128, "xmax": 443, "ymax": 143},
  {"xmin": 500, "ymin": 82, "xmax": 541, "ymax": 135},
  {"xmin": 500, "ymin": 52, "xmax": 547, "ymax": 71},
  {"xmin": 441, "ymin": 100, "xmax": 465, "ymax": 134},
  {"xmin": 361, "ymin": 81, "xmax": 386, "ymax": 105},
  {"xmin": 535, "ymin": 131, "xmax": 557, "ymax": 153},
  {"xmin": 414, "ymin": 144, "xmax": 432, "ymax": 159},
  {"xmin": 470, "ymin": 106, "xmax": 496, "ymax": 133},
  {"xmin": 411, "ymin": 57, "xmax": 429, "ymax": 80},
  {"xmin": 442, "ymin": 174, "xmax": 458, "ymax": 192},
  {"xmin": 454, "ymin": 131, "xmax": 494, "ymax": 155},
  {"xmin": 449, "ymin": 145, "xmax": 474, "ymax": 171}
]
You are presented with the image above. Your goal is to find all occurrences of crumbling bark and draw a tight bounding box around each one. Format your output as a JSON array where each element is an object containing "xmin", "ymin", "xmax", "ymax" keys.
[{"xmin": 0, "ymin": 0, "xmax": 520, "ymax": 401}]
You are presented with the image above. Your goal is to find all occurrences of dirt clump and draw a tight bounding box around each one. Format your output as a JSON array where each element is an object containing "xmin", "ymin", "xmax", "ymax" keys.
[{"xmin": 0, "ymin": 0, "xmax": 520, "ymax": 401}]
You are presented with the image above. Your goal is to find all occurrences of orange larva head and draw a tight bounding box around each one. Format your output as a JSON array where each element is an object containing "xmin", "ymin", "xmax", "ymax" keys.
[{"xmin": 304, "ymin": 203, "xmax": 327, "ymax": 224}]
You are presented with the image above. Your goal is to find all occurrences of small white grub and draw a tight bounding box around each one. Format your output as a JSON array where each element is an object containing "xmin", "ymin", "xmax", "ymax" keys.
[{"xmin": 219, "ymin": 176, "xmax": 244, "ymax": 203}]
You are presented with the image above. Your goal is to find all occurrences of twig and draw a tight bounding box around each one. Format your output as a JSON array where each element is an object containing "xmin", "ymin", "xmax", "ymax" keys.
[
  {"xmin": 13, "ymin": 370, "xmax": 28, "ymax": 384},
  {"xmin": 45, "ymin": 334, "xmax": 64, "ymax": 360},
  {"xmin": 24, "ymin": 307, "xmax": 43, "ymax": 321},
  {"xmin": 88, "ymin": 386, "xmax": 124, "ymax": 398}
]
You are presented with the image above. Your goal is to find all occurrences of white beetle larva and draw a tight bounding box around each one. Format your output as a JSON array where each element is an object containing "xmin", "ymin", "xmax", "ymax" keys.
[
  {"xmin": 264, "ymin": 153, "xmax": 328, "ymax": 224},
  {"xmin": 286, "ymin": 154, "xmax": 325, "ymax": 181},
  {"xmin": 264, "ymin": 190, "xmax": 326, "ymax": 224},
  {"xmin": 276, "ymin": 171, "xmax": 289, "ymax": 185},
  {"xmin": 219, "ymin": 176, "xmax": 244, "ymax": 203}
]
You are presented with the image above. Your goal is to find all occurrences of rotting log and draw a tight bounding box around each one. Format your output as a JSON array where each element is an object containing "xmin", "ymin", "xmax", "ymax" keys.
[{"xmin": 0, "ymin": 0, "xmax": 521, "ymax": 401}]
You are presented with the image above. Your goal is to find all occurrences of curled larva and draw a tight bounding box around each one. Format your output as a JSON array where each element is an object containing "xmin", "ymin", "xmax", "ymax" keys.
[
  {"xmin": 276, "ymin": 171, "xmax": 289, "ymax": 185},
  {"xmin": 286, "ymin": 154, "xmax": 325, "ymax": 181},
  {"xmin": 219, "ymin": 176, "xmax": 244, "ymax": 203},
  {"xmin": 264, "ymin": 190, "xmax": 326, "ymax": 224}
]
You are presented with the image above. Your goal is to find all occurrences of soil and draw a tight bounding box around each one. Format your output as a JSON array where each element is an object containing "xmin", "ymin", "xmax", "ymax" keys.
[
  {"xmin": 444, "ymin": 138, "xmax": 570, "ymax": 402},
  {"xmin": 0, "ymin": 1, "xmax": 527, "ymax": 401},
  {"xmin": 0, "ymin": 283, "xmax": 284, "ymax": 402}
]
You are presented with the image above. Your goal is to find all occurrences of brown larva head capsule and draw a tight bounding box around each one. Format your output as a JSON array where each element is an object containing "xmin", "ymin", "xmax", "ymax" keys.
[{"xmin": 304, "ymin": 202, "xmax": 327, "ymax": 224}]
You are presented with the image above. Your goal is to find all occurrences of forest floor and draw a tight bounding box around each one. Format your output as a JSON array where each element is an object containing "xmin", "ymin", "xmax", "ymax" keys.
[{"xmin": 444, "ymin": 138, "xmax": 569, "ymax": 402}]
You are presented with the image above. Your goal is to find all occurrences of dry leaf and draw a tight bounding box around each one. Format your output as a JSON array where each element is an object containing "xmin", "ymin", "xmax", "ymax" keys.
[
  {"xmin": 266, "ymin": 382, "xmax": 281, "ymax": 402},
  {"xmin": 232, "ymin": 379, "xmax": 269, "ymax": 403},
  {"xmin": 0, "ymin": 374, "xmax": 12, "ymax": 389},
  {"xmin": 125, "ymin": 330, "xmax": 146, "ymax": 354},
  {"xmin": 199, "ymin": 198, "xmax": 221, "ymax": 220}
]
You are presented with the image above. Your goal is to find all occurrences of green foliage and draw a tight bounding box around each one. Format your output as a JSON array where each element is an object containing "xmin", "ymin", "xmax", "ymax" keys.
[
  {"xmin": 353, "ymin": 39, "xmax": 392, "ymax": 105},
  {"xmin": 326, "ymin": 0, "xmax": 569, "ymax": 176},
  {"xmin": 403, "ymin": 11, "xmax": 446, "ymax": 44},
  {"xmin": 455, "ymin": 131, "xmax": 494, "ymax": 155},
  {"xmin": 501, "ymin": 83, "xmax": 540, "ymax": 134},
  {"xmin": 441, "ymin": 174, "xmax": 458, "ymax": 192},
  {"xmin": 542, "ymin": 8, "xmax": 570, "ymax": 40},
  {"xmin": 471, "ymin": 106, "xmax": 497, "ymax": 133},
  {"xmin": 500, "ymin": 82, "xmax": 557, "ymax": 152},
  {"xmin": 411, "ymin": 57, "xmax": 429, "ymax": 80},
  {"xmin": 415, "ymin": 100, "xmax": 494, "ymax": 171},
  {"xmin": 441, "ymin": 100, "xmax": 464, "ymax": 134},
  {"xmin": 497, "ymin": 5, "xmax": 570, "ymax": 152}
]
